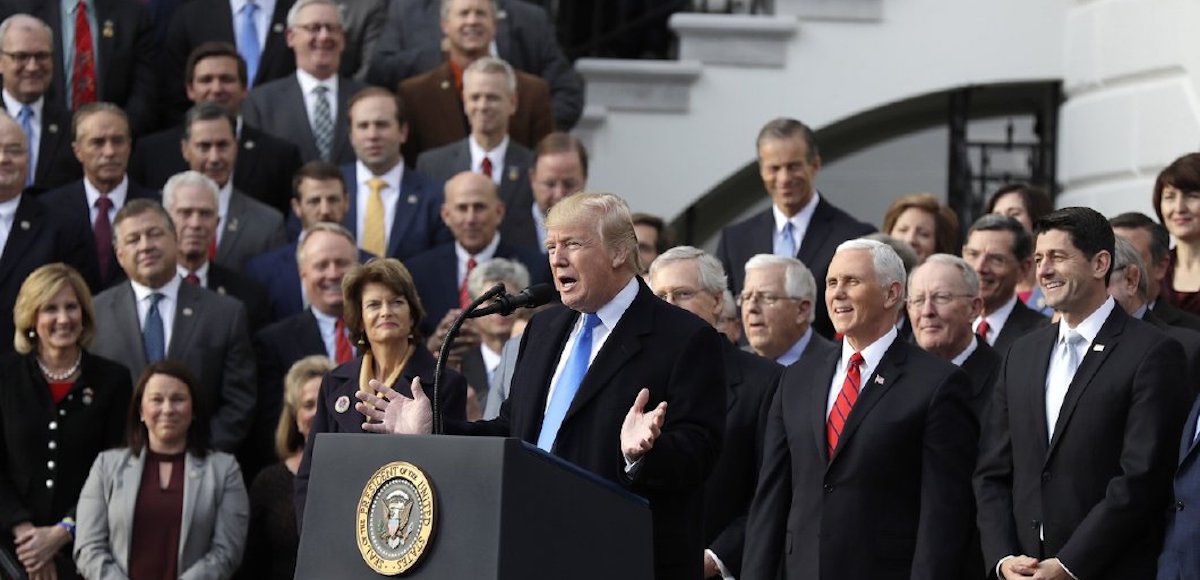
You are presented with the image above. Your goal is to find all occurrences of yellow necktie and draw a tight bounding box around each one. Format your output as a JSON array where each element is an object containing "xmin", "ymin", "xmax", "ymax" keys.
[{"xmin": 363, "ymin": 177, "xmax": 386, "ymax": 256}]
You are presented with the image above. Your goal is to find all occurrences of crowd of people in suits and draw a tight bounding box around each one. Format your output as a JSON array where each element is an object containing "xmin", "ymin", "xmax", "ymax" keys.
[{"xmin": 0, "ymin": 0, "xmax": 1199, "ymax": 579}]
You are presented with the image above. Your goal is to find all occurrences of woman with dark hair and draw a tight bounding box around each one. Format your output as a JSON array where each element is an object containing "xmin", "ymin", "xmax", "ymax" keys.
[
  {"xmin": 987, "ymin": 184, "xmax": 1056, "ymax": 316},
  {"xmin": 241, "ymin": 355, "xmax": 332, "ymax": 580},
  {"xmin": 881, "ymin": 192, "xmax": 959, "ymax": 264},
  {"xmin": 74, "ymin": 361, "xmax": 248, "ymax": 580},
  {"xmin": 294, "ymin": 258, "xmax": 467, "ymax": 524},
  {"xmin": 0, "ymin": 264, "xmax": 132, "ymax": 580},
  {"xmin": 1155, "ymin": 153, "xmax": 1200, "ymax": 315}
]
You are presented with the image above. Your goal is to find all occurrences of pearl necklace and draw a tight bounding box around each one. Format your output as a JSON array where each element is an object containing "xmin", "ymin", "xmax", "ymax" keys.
[{"xmin": 38, "ymin": 351, "xmax": 82, "ymax": 382}]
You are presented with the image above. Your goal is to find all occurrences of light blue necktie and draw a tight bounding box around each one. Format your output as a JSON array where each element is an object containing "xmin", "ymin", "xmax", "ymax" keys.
[
  {"xmin": 17, "ymin": 106, "xmax": 33, "ymax": 186},
  {"xmin": 143, "ymin": 293, "xmax": 165, "ymax": 363},
  {"xmin": 238, "ymin": 2, "xmax": 261, "ymax": 87},
  {"xmin": 537, "ymin": 313, "xmax": 602, "ymax": 452},
  {"xmin": 776, "ymin": 221, "xmax": 796, "ymax": 258}
]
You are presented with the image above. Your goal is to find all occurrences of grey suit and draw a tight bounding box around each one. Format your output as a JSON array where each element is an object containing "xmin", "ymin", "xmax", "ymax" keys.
[
  {"xmin": 241, "ymin": 74, "xmax": 366, "ymax": 165},
  {"xmin": 336, "ymin": 0, "xmax": 387, "ymax": 80},
  {"xmin": 482, "ymin": 334, "xmax": 520, "ymax": 420},
  {"xmin": 90, "ymin": 283, "xmax": 257, "ymax": 452},
  {"xmin": 74, "ymin": 449, "xmax": 248, "ymax": 580},
  {"xmin": 416, "ymin": 138, "xmax": 538, "ymax": 250},
  {"xmin": 216, "ymin": 189, "xmax": 287, "ymax": 273}
]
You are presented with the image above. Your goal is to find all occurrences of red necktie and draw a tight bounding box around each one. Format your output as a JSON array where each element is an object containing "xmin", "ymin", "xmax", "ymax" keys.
[
  {"xmin": 826, "ymin": 352, "xmax": 864, "ymax": 459},
  {"xmin": 976, "ymin": 320, "xmax": 990, "ymax": 340},
  {"xmin": 183, "ymin": 272, "xmax": 200, "ymax": 285},
  {"xmin": 480, "ymin": 157, "xmax": 493, "ymax": 179},
  {"xmin": 459, "ymin": 257, "xmax": 477, "ymax": 308},
  {"xmin": 335, "ymin": 318, "xmax": 353, "ymax": 364},
  {"xmin": 93, "ymin": 196, "xmax": 113, "ymax": 280},
  {"xmin": 72, "ymin": 1, "xmax": 97, "ymax": 109}
]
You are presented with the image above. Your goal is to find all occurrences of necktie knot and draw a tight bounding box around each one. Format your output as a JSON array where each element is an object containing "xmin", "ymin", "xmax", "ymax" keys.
[
  {"xmin": 18, "ymin": 105, "xmax": 31, "ymax": 122},
  {"xmin": 976, "ymin": 319, "xmax": 990, "ymax": 339},
  {"xmin": 243, "ymin": 0, "xmax": 258, "ymax": 13},
  {"xmin": 148, "ymin": 292, "xmax": 163, "ymax": 307},
  {"xmin": 848, "ymin": 352, "xmax": 864, "ymax": 369},
  {"xmin": 95, "ymin": 195, "xmax": 112, "ymax": 211},
  {"xmin": 367, "ymin": 177, "xmax": 386, "ymax": 195},
  {"xmin": 314, "ymin": 85, "xmax": 329, "ymax": 96},
  {"xmin": 582, "ymin": 312, "xmax": 601, "ymax": 332},
  {"xmin": 183, "ymin": 273, "xmax": 200, "ymax": 285},
  {"xmin": 1063, "ymin": 330, "xmax": 1085, "ymax": 350}
]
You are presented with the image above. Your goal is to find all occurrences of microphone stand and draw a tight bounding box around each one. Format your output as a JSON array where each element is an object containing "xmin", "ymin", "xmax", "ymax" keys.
[{"xmin": 432, "ymin": 283, "xmax": 506, "ymax": 434}]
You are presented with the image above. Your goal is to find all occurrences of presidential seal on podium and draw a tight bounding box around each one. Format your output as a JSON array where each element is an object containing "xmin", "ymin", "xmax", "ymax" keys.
[{"xmin": 356, "ymin": 461, "xmax": 436, "ymax": 575}]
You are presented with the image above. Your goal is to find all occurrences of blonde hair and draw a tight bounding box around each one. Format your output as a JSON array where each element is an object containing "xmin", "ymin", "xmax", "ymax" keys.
[
  {"xmin": 13, "ymin": 264, "xmax": 95, "ymax": 354},
  {"xmin": 275, "ymin": 355, "xmax": 335, "ymax": 459},
  {"xmin": 545, "ymin": 192, "xmax": 640, "ymax": 274}
]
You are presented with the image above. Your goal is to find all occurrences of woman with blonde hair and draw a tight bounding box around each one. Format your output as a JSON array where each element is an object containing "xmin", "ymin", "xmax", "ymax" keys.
[{"xmin": 0, "ymin": 263, "xmax": 132, "ymax": 579}]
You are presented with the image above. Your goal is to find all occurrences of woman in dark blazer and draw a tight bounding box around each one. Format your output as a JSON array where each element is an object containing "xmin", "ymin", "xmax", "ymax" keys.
[
  {"xmin": 294, "ymin": 258, "xmax": 467, "ymax": 524},
  {"xmin": 0, "ymin": 263, "xmax": 132, "ymax": 580}
]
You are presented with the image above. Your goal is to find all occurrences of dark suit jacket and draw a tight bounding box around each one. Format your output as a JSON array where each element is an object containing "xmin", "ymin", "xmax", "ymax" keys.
[
  {"xmin": 448, "ymin": 281, "xmax": 727, "ymax": 579},
  {"xmin": 340, "ymin": 163, "xmax": 451, "ymax": 261},
  {"xmin": 991, "ymin": 298, "xmax": 1050, "ymax": 355},
  {"xmin": 129, "ymin": 123, "xmax": 303, "ymax": 215},
  {"xmin": 1143, "ymin": 309, "xmax": 1200, "ymax": 397},
  {"xmin": 243, "ymin": 241, "xmax": 375, "ymax": 321},
  {"xmin": 1152, "ymin": 297, "xmax": 1200, "ymax": 333},
  {"xmin": 368, "ymin": 0, "xmax": 584, "ymax": 130},
  {"xmin": 398, "ymin": 62, "xmax": 554, "ymax": 162},
  {"xmin": 975, "ymin": 306, "xmax": 1191, "ymax": 580},
  {"xmin": 1159, "ymin": 395, "xmax": 1200, "ymax": 580},
  {"xmin": 404, "ymin": 238, "xmax": 551, "ymax": 336},
  {"xmin": 90, "ymin": 281, "xmax": 257, "ymax": 452},
  {"xmin": 335, "ymin": 0, "xmax": 385, "ymax": 80},
  {"xmin": 0, "ymin": 0, "xmax": 158, "ymax": 135},
  {"xmin": 294, "ymin": 347, "xmax": 468, "ymax": 525},
  {"xmin": 242, "ymin": 74, "xmax": 364, "ymax": 165},
  {"xmin": 0, "ymin": 194, "xmax": 97, "ymax": 353},
  {"xmin": 705, "ymin": 341, "xmax": 782, "ymax": 576},
  {"xmin": 717, "ymin": 199, "xmax": 876, "ymax": 339},
  {"xmin": 960, "ymin": 339, "xmax": 1002, "ymax": 421},
  {"xmin": 743, "ymin": 337, "xmax": 978, "ymax": 580},
  {"xmin": 2, "ymin": 99, "xmax": 81, "ymax": 194},
  {"xmin": 159, "ymin": 0, "xmax": 295, "ymax": 123},
  {"xmin": 415, "ymin": 138, "xmax": 538, "ymax": 250},
  {"xmin": 215, "ymin": 189, "xmax": 288, "ymax": 272},
  {"xmin": 40, "ymin": 178, "xmax": 160, "ymax": 292},
  {"xmin": 207, "ymin": 262, "xmax": 271, "ymax": 332}
]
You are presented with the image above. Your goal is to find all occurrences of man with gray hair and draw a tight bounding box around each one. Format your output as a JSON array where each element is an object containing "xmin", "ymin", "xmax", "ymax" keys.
[
  {"xmin": 739, "ymin": 253, "xmax": 828, "ymax": 366},
  {"xmin": 162, "ymin": 170, "xmax": 271, "ymax": 332},
  {"xmin": 416, "ymin": 56, "xmax": 540, "ymax": 250},
  {"xmin": 745, "ymin": 238, "xmax": 978, "ymax": 580},
  {"xmin": 647, "ymin": 245, "xmax": 782, "ymax": 579},
  {"xmin": 459, "ymin": 257, "xmax": 531, "ymax": 418},
  {"xmin": 242, "ymin": 0, "xmax": 367, "ymax": 163},
  {"xmin": 42, "ymin": 103, "xmax": 159, "ymax": 291}
]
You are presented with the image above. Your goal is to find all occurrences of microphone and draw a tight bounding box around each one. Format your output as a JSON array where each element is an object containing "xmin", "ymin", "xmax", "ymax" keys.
[{"xmin": 466, "ymin": 283, "xmax": 556, "ymax": 318}]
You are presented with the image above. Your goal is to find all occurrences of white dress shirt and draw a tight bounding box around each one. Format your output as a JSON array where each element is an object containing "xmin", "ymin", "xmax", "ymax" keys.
[
  {"xmin": 0, "ymin": 194, "xmax": 21, "ymax": 255},
  {"xmin": 469, "ymin": 134, "xmax": 509, "ymax": 185},
  {"xmin": 130, "ymin": 276, "xmax": 183, "ymax": 352},
  {"xmin": 310, "ymin": 306, "xmax": 343, "ymax": 361},
  {"xmin": 771, "ymin": 191, "xmax": 820, "ymax": 257},
  {"xmin": 354, "ymin": 161, "xmax": 403, "ymax": 250},
  {"xmin": 543, "ymin": 278, "xmax": 639, "ymax": 410},
  {"xmin": 176, "ymin": 262, "xmax": 211, "ymax": 287},
  {"xmin": 455, "ymin": 234, "xmax": 501, "ymax": 288},
  {"xmin": 950, "ymin": 335, "xmax": 980, "ymax": 367},
  {"xmin": 974, "ymin": 294, "xmax": 1019, "ymax": 347},
  {"xmin": 1044, "ymin": 297, "xmax": 1115, "ymax": 440},
  {"xmin": 84, "ymin": 176, "xmax": 129, "ymax": 224},
  {"xmin": 295, "ymin": 68, "xmax": 339, "ymax": 133},
  {"xmin": 826, "ymin": 327, "xmax": 897, "ymax": 417}
]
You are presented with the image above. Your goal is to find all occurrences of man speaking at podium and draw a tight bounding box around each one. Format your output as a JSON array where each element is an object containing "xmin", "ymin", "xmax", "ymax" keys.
[{"xmin": 356, "ymin": 192, "xmax": 727, "ymax": 579}]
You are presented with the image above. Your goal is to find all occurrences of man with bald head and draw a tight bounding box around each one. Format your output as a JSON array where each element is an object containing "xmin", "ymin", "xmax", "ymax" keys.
[
  {"xmin": 647, "ymin": 246, "xmax": 782, "ymax": 579},
  {"xmin": 745, "ymin": 239, "xmax": 978, "ymax": 580},
  {"xmin": 0, "ymin": 14, "xmax": 80, "ymax": 192},
  {"xmin": 404, "ymin": 170, "xmax": 548, "ymax": 340},
  {"xmin": 0, "ymin": 112, "xmax": 94, "ymax": 354}
]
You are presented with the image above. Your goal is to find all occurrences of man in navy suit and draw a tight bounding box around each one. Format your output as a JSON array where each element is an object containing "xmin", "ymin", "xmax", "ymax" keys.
[
  {"xmin": 717, "ymin": 117, "xmax": 875, "ymax": 339},
  {"xmin": 647, "ymin": 245, "xmax": 782, "ymax": 579},
  {"xmin": 1160, "ymin": 395, "xmax": 1200, "ymax": 580},
  {"xmin": 0, "ymin": 14, "xmax": 81, "ymax": 193},
  {"xmin": 41, "ymin": 103, "xmax": 158, "ymax": 292},
  {"xmin": 743, "ymin": 239, "xmax": 978, "ymax": 580},
  {"xmin": 976, "ymin": 207, "xmax": 1191, "ymax": 580},
  {"xmin": 405, "ymin": 170, "xmax": 548, "ymax": 340},
  {"xmin": 341, "ymin": 87, "xmax": 450, "ymax": 261},
  {"xmin": 962, "ymin": 214, "xmax": 1050, "ymax": 355},
  {"xmin": 1110, "ymin": 212, "xmax": 1200, "ymax": 332},
  {"xmin": 740, "ymin": 253, "xmax": 828, "ymax": 366},
  {"xmin": 358, "ymin": 192, "xmax": 726, "ymax": 579}
]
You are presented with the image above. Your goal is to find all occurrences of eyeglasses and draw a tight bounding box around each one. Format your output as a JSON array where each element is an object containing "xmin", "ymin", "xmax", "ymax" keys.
[
  {"xmin": 654, "ymin": 288, "xmax": 700, "ymax": 303},
  {"xmin": 736, "ymin": 292, "xmax": 800, "ymax": 308},
  {"xmin": 1, "ymin": 51, "xmax": 51, "ymax": 65},
  {"xmin": 293, "ymin": 22, "xmax": 343, "ymax": 34},
  {"xmin": 905, "ymin": 292, "xmax": 974, "ymax": 308}
]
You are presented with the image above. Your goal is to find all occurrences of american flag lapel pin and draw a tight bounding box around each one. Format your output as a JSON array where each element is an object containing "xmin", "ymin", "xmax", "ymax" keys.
[
  {"xmin": 874, "ymin": 375, "xmax": 885, "ymax": 385},
  {"xmin": 1093, "ymin": 344, "xmax": 1105, "ymax": 352}
]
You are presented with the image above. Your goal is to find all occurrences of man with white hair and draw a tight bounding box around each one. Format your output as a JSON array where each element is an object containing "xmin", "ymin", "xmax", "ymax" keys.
[
  {"xmin": 739, "ymin": 253, "xmax": 828, "ymax": 366},
  {"xmin": 907, "ymin": 253, "xmax": 1002, "ymax": 418},
  {"xmin": 744, "ymin": 238, "xmax": 978, "ymax": 580},
  {"xmin": 647, "ymin": 245, "xmax": 782, "ymax": 579},
  {"xmin": 460, "ymin": 257, "xmax": 530, "ymax": 417}
]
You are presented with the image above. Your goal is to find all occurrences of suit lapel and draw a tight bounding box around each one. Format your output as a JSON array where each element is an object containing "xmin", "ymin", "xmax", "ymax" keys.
[
  {"xmin": 498, "ymin": 148, "xmax": 523, "ymax": 207},
  {"xmin": 112, "ymin": 283, "xmax": 148, "ymax": 370},
  {"xmin": 94, "ymin": 0, "xmax": 116, "ymax": 97},
  {"xmin": 0, "ymin": 197, "xmax": 40, "ymax": 287},
  {"xmin": 827, "ymin": 341, "xmax": 907, "ymax": 466},
  {"xmin": 797, "ymin": 198, "xmax": 835, "ymax": 264},
  {"xmin": 518, "ymin": 308, "xmax": 576, "ymax": 442},
  {"xmin": 562, "ymin": 289, "xmax": 652, "ymax": 424},
  {"xmin": 284, "ymin": 79, "xmax": 318, "ymax": 160},
  {"xmin": 341, "ymin": 164, "xmax": 358, "ymax": 236},
  {"xmin": 168, "ymin": 284, "xmax": 201, "ymax": 359},
  {"xmin": 387, "ymin": 171, "xmax": 423, "ymax": 257},
  {"xmin": 806, "ymin": 344, "xmax": 840, "ymax": 460},
  {"xmin": 1047, "ymin": 309, "xmax": 1122, "ymax": 459},
  {"xmin": 1180, "ymin": 395, "xmax": 1200, "ymax": 466},
  {"xmin": 335, "ymin": 81, "xmax": 356, "ymax": 161},
  {"xmin": 118, "ymin": 452, "xmax": 144, "ymax": 538},
  {"xmin": 36, "ymin": 110, "xmax": 66, "ymax": 181},
  {"xmin": 1022, "ymin": 328, "xmax": 1057, "ymax": 452},
  {"xmin": 218, "ymin": 190, "xmax": 247, "ymax": 258},
  {"xmin": 721, "ymin": 342, "xmax": 742, "ymax": 411},
  {"xmin": 261, "ymin": 1, "xmax": 291, "ymax": 85},
  {"xmin": 178, "ymin": 453, "xmax": 202, "ymax": 558}
]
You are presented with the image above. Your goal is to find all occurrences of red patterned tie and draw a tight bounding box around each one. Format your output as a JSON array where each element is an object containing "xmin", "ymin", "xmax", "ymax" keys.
[
  {"xmin": 826, "ymin": 352, "xmax": 864, "ymax": 459},
  {"xmin": 480, "ymin": 157, "xmax": 493, "ymax": 179},
  {"xmin": 72, "ymin": 1, "xmax": 97, "ymax": 109},
  {"xmin": 976, "ymin": 320, "xmax": 990, "ymax": 340},
  {"xmin": 335, "ymin": 318, "xmax": 352, "ymax": 364},
  {"xmin": 459, "ymin": 257, "xmax": 477, "ymax": 308}
]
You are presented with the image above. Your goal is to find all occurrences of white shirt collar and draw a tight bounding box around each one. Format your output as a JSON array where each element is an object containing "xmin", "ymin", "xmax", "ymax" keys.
[
  {"xmin": 455, "ymin": 233, "xmax": 501, "ymax": 263},
  {"xmin": 840, "ymin": 325, "xmax": 897, "ymax": 375},
  {"xmin": 976, "ymin": 293, "xmax": 1019, "ymax": 337},
  {"xmin": 355, "ymin": 159, "xmax": 403, "ymax": 189},
  {"xmin": 176, "ymin": 261, "xmax": 210, "ymax": 282},
  {"xmin": 772, "ymin": 190, "xmax": 820, "ymax": 235},
  {"xmin": 84, "ymin": 175, "xmax": 129, "ymax": 207},
  {"xmin": 2, "ymin": 90, "xmax": 43, "ymax": 117},
  {"xmin": 469, "ymin": 135, "xmax": 509, "ymax": 183},
  {"xmin": 130, "ymin": 273, "xmax": 183, "ymax": 301},
  {"xmin": 950, "ymin": 335, "xmax": 979, "ymax": 367},
  {"xmin": 310, "ymin": 304, "xmax": 339, "ymax": 325},
  {"xmin": 0, "ymin": 194, "xmax": 21, "ymax": 222},
  {"xmin": 593, "ymin": 277, "xmax": 640, "ymax": 330},
  {"xmin": 481, "ymin": 343, "xmax": 502, "ymax": 373},
  {"xmin": 296, "ymin": 67, "xmax": 339, "ymax": 90},
  {"xmin": 776, "ymin": 326, "xmax": 813, "ymax": 367},
  {"xmin": 1056, "ymin": 296, "xmax": 1116, "ymax": 346}
]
